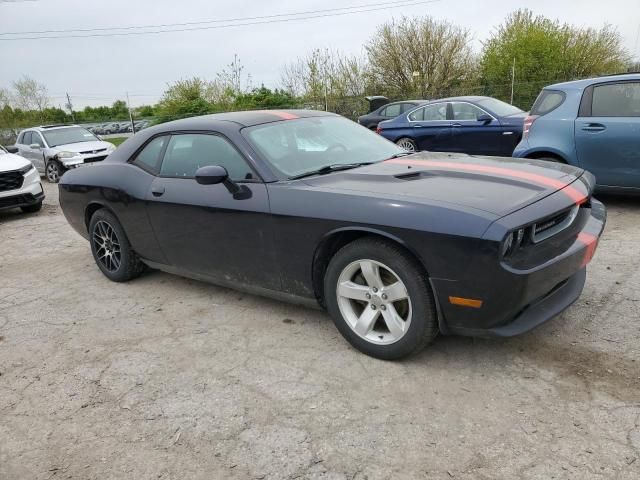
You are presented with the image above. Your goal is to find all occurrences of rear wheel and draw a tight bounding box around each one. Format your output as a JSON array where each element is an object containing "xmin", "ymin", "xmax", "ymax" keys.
[
  {"xmin": 324, "ymin": 237, "xmax": 438, "ymax": 360},
  {"xmin": 396, "ymin": 137, "xmax": 417, "ymax": 152},
  {"xmin": 89, "ymin": 209, "xmax": 145, "ymax": 282}
]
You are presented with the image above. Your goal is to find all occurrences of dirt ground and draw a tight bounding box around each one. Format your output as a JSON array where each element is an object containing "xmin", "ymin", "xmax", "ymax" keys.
[{"xmin": 1, "ymin": 181, "xmax": 639, "ymax": 480}]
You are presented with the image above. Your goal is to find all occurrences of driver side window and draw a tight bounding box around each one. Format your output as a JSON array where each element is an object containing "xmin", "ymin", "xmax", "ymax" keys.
[{"xmin": 159, "ymin": 134, "xmax": 255, "ymax": 181}]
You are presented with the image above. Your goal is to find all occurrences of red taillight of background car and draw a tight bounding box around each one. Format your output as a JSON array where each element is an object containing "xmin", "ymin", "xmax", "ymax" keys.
[
  {"xmin": 523, "ymin": 115, "xmax": 539, "ymax": 139},
  {"xmin": 376, "ymin": 126, "xmax": 382, "ymax": 134}
]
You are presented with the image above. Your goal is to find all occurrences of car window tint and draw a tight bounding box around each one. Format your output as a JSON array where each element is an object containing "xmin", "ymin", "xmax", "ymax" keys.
[
  {"xmin": 23, "ymin": 131, "xmax": 32, "ymax": 145},
  {"xmin": 452, "ymin": 103, "xmax": 485, "ymax": 120},
  {"xmin": 160, "ymin": 134, "xmax": 254, "ymax": 181},
  {"xmin": 592, "ymin": 82, "xmax": 640, "ymax": 117},
  {"xmin": 531, "ymin": 90, "xmax": 566, "ymax": 116},
  {"xmin": 410, "ymin": 103, "xmax": 447, "ymax": 121},
  {"xmin": 31, "ymin": 132, "xmax": 44, "ymax": 147},
  {"xmin": 382, "ymin": 103, "xmax": 401, "ymax": 117},
  {"xmin": 133, "ymin": 136, "xmax": 168, "ymax": 172},
  {"xmin": 400, "ymin": 103, "xmax": 417, "ymax": 113}
]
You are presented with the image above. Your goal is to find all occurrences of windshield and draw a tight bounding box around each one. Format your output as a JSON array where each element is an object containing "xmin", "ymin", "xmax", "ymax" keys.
[
  {"xmin": 244, "ymin": 116, "xmax": 403, "ymax": 178},
  {"xmin": 476, "ymin": 98, "xmax": 524, "ymax": 117},
  {"xmin": 42, "ymin": 127, "xmax": 98, "ymax": 147},
  {"xmin": 0, "ymin": 146, "xmax": 7, "ymax": 154}
]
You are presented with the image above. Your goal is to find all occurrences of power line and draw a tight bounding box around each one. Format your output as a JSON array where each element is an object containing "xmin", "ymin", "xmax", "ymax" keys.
[
  {"xmin": 0, "ymin": 0, "xmax": 441, "ymax": 41},
  {"xmin": 0, "ymin": 0, "xmax": 438, "ymax": 36}
]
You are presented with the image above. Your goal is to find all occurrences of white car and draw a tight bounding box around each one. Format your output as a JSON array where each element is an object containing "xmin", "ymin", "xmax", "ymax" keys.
[
  {"xmin": 0, "ymin": 145, "xmax": 45, "ymax": 213},
  {"xmin": 14, "ymin": 125, "xmax": 116, "ymax": 183}
]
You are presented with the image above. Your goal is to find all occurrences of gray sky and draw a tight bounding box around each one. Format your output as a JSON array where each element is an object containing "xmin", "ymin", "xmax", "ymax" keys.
[{"xmin": 1, "ymin": 0, "xmax": 639, "ymax": 109}]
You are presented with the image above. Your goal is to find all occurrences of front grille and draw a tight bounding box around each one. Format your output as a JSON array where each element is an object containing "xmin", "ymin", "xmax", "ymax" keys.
[
  {"xmin": 0, "ymin": 170, "xmax": 24, "ymax": 192},
  {"xmin": 84, "ymin": 155, "xmax": 107, "ymax": 164},
  {"xmin": 80, "ymin": 148, "xmax": 107, "ymax": 155},
  {"xmin": 531, "ymin": 205, "xmax": 579, "ymax": 243}
]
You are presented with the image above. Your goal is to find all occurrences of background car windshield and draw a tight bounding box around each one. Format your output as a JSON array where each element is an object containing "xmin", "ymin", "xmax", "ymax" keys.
[
  {"xmin": 476, "ymin": 98, "xmax": 524, "ymax": 116},
  {"xmin": 0, "ymin": 146, "xmax": 7, "ymax": 154},
  {"xmin": 43, "ymin": 127, "xmax": 97, "ymax": 147},
  {"xmin": 245, "ymin": 116, "xmax": 402, "ymax": 178}
]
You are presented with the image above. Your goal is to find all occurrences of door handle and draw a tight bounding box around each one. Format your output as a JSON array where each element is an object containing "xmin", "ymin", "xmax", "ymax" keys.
[
  {"xmin": 151, "ymin": 185, "xmax": 165, "ymax": 197},
  {"xmin": 451, "ymin": 123, "xmax": 462, "ymax": 127},
  {"xmin": 413, "ymin": 124, "xmax": 423, "ymax": 128},
  {"xmin": 581, "ymin": 123, "xmax": 606, "ymax": 132}
]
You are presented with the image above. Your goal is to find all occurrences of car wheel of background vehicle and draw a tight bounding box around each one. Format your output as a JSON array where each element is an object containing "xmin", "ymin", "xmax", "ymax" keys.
[
  {"xmin": 89, "ymin": 209, "xmax": 145, "ymax": 282},
  {"xmin": 20, "ymin": 201, "xmax": 43, "ymax": 214},
  {"xmin": 396, "ymin": 138, "xmax": 417, "ymax": 152},
  {"xmin": 324, "ymin": 237, "xmax": 438, "ymax": 360},
  {"xmin": 45, "ymin": 160, "xmax": 63, "ymax": 183}
]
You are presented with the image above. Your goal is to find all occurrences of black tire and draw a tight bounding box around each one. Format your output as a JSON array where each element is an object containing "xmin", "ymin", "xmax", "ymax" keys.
[
  {"xmin": 20, "ymin": 201, "xmax": 43, "ymax": 213},
  {"xmin": 45, "ymin": 160, "xmax": 64, "ymax": 183},
  {"xmin": 324, "ymin": 237, "xmax": 438, "ymax": 360},
  {"xmin": 88, "ymin": 209, "xmax": 145, "ymax": 282},
  {"xmin": 395, "ymin": 137, "xmax": 417, "ymax": 152}
]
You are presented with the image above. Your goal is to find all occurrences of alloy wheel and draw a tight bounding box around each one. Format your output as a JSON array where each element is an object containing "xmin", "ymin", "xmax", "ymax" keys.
[
  {"xmin": 92, "ymin": 220, "xmax": 122, "ymax": 273},
  {"xmin": 46, "ymin": 163, "xmax": 60, "ymax": 182},
  {"xmin": 396, "ymin": 139, "xmax": 416, "ymax": 152},
  {"xmin": 336, "ymin": 259, "xmax": 412, "ymax": 345}
]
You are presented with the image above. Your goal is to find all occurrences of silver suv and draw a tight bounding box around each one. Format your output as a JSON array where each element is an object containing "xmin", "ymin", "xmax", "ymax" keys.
[{"xmin": 14, "ymin": 125, "xmax": 116, "ymax": 183}]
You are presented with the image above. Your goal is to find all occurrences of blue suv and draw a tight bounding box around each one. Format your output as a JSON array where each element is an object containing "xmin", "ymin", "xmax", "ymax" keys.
[{"xmin": 513, "ymin": 73, "xmax": 640, "ymax": 192}]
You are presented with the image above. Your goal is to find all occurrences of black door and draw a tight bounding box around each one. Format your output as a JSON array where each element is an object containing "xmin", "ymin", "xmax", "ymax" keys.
[{"xmin": 145, "ymin": 132, "xmax": 280, "ymax": 291}]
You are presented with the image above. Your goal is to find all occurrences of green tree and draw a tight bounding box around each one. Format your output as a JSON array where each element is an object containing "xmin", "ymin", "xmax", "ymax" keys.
[
  {"xmin": 365, "ymin": 16, "xmax": 478, "ymax": 99},
  {"xmin": 481, "ymin": 9, "xmax": 630, "ymax": 108},
  {"xmin": 156, "ymin": 77, "xmax": 216, "ymax": 122},
  {"xmin": 233, "ymin": 86, "xmax": 296, "ymax": 110}
]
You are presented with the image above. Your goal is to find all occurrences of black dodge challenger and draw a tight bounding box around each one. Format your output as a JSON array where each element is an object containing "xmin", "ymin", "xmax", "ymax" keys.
[{"xmin": 59, "ymin": 110, "xmax": 606, "ymax": 359}]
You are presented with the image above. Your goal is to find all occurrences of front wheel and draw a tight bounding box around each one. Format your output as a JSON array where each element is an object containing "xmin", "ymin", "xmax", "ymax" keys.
[
  {"xmin": 89, "ymin": 209, "xmax": 145, "ymax": 282},
  {"xmin": 324, "ymin": 237, "xmax": 438, "ymax": 360},
  {"xmin": 45, "ymin": 160, "xmax": 64, "ymax": 183},
  {"xmin": 396, "ymin": 137, "xmax": 417, "ymax": 152}
]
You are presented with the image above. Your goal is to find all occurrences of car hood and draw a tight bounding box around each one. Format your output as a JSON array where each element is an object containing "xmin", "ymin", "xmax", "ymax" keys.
[
  {"xmin": 0, "ymin": 153, "xmax": 31, "ymax": 172},
  {"xmin": 50, "ymin": 140, "xmax": 113, "ymax": 153},
  {"xmin": 301, "ymin": 152, "xmax": 586, "ymax": 217}
]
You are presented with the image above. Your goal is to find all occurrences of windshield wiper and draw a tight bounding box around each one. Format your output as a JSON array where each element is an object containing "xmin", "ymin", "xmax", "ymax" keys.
[
  {"xmin": 386, "ymin": 152, "xmax": 412, "ymax": 160},
  {"xmin": 289, "ymin": 162, "xmax": 376, "ymax": 180}
]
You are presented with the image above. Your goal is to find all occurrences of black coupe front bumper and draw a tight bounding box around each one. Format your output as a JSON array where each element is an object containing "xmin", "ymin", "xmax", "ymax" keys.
[{"xmin": 433, "ymin": 196, "xmax": 606, "ymax": 338}]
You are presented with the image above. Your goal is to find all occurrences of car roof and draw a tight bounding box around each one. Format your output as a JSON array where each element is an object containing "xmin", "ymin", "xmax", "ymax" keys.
[
  {"xmin": 545, "ymin": 73, "xmax": 640, "ymax": 90},
  {"xmin": 156, "ymin": 109, "xmax": 338, "ymax": 129},
  {"xmin": 425, "ymin": 95, "xmax": 494, "ymax": 103},
  {"xmin": 25, "ymin": 124, "xmax": 82, "ymax": 132}
]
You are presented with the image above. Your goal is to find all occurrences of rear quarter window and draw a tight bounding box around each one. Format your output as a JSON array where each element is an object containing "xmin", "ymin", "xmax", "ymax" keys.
[{"xmin": 530, "ymin": 90, "xmax": 566, "ymax": 116}]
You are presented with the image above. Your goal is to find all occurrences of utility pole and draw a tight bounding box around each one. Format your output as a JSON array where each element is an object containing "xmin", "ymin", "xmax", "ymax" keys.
[
  {"xmin": 126, "ymin": 92, "xmax": 135, "ymax": 134},
  {"xmin": 65, "ymin": 92, "xmax": 76, "ymax": 123},
  {"xmin": 510, "ymin": 58, "xmax": 516, "ymax": 105}
]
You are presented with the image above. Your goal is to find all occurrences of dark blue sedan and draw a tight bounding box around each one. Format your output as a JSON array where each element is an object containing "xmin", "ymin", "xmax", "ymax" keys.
[{"xmin": 378, "ymin": 96, "xmax": 526, "ymax": 156}]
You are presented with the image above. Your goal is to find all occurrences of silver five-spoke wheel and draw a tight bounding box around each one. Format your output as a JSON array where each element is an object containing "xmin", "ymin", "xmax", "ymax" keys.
[
  {"xmin": 92, "ymin": 220, "xmax": 122, "ymax": 273},
  {"xmin": 336, "ymin": 259, "xmax": 411, "ymax": 345}
]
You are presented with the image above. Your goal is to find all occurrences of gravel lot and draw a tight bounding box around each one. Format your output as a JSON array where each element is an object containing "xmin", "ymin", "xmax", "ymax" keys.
[{"xmin": 1, "ymin": 182, "xmax": 639, "ymax": 480}]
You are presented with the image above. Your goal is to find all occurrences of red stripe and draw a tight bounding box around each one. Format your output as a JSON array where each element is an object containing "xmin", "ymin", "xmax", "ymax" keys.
[
  {"xmin": 577, "ymin": 232, "xmax": 599, "ymax": 267},
  {"xmin": 265, "ymin": 110, "xmax": 298, "ymax": 120},
  {"xmin": 387, "ymin": 158, "xmax": 587, "ymax": 204}
]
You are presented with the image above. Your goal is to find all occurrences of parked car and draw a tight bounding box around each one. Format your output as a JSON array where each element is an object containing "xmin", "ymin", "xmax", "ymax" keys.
[
  {"xmin": 58, "ymin": 110, "xmax": 605, "ymax": 360},
  {"xmin": 0, "ymin": 145, "xmax": 45, "ymax": 213},
  {"xmin": 358, "ymin": 100, "xmax": 429, "ymax": 130},
  {"xmin": 102, "ymin": 123, "xmax": 121, "ymax": 135},
  {"xmin": 14, "ymin": 125, "xmax": 116, "ymax": 183},
  {"xmin": 513, "ymin": 73, "xmax": 640, "ymax": 193},
  {"xmin": 378, "ymin": 96, "xmax": 526, "ymax": 156}
]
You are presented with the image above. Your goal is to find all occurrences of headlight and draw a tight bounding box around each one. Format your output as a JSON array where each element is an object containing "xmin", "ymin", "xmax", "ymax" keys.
[
  {"xmin": 57, "ymin": 151, "xmax": 78, "ymax": 159},
  {"xmin": 501, "ymin": 228, "xmax": 526, "ymax": 258}
]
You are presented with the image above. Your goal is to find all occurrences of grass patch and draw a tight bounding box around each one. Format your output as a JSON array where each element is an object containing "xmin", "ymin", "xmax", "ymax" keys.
[{"xmin": 107, "ymin": 137, "xmax": 128, "ymax": 147}]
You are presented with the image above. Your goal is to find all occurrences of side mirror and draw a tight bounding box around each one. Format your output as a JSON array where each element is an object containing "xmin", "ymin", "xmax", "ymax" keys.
[
  {"xmin": 477, "ymin": 113, "xmax": 493, "ymax": 124},
  {"xmin": 195, "ymin": 165, "xmax": 228, "ymax": 185},
  {"xmin": 5, "ymin": 146, "xmax": 18, "ymax": 154},
  {"xmin": 30, "ymin": 143, "xmax": 41, "ymax": 150}
]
